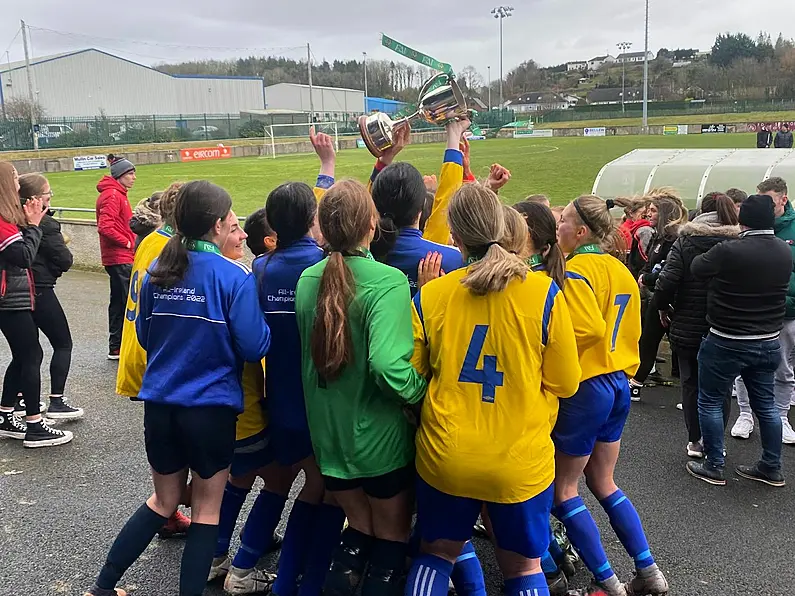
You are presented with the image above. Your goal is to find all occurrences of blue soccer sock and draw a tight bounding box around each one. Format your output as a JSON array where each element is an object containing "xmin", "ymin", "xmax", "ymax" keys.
[
  {"xmin": 504, "ymin": 572, "xmax": 549, "ymax": 596},
  {"xmin": 215, "ymin": 482, "xmax": 250, "ymax": 557},
  {"xmin": 554, "ymin": 497, "xmax": 614, "ymax": 582},
  {"xmin": 232, "ymin": 489, "xmax": 287, "ymax": 570},
  {"xmin": 406, "ymin": 553, "xmax": 454, "ymax": 596},
  {"xmin": 272, "ymin": 499, "xmax": 318, "ymax": 596},
  {"xmin": 451, "ymin": 541, "xmax": 486, "ymax": 596},
  {"xmin": 547, "ymin": 526, "xmax": 565, "ymax": 564},
  {"xmin": 600, "ymin": 489, "xmax": 654, "ymax": 569},
  {"xmin": 297, "ymin": 503, "xmax": 346, "ymax": 596},
  {"xmin": 541, "ymin": 550, "xmax": 559, "ymax": 574}
]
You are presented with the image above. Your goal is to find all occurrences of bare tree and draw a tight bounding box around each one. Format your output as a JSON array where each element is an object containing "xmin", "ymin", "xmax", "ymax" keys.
[
  {"xmin": 457, "ymin": 66, "xmax": 484, "ymax": 93},
  {"xmin": 3, "ymin": 98, "xmax": 46, "ymax": 121}
]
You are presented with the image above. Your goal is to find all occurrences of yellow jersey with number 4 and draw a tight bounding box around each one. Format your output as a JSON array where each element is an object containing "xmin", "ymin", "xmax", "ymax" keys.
[
  {"xmin": 411, "ymin": 269, "xmax": 580, "ymax": 504},
  {"xmin": 565, "ymin": 248, "xmax": 641, "ymax": 382}
]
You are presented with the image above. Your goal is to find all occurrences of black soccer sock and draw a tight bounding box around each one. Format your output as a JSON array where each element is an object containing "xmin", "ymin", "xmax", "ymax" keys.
[
  {"xmin": 95, "ymin": 503, "xmax": 168, "ymax": 589},
  {"xmin": 361, "ymin": 538, "xmax": 408, "ymax": 596},
  {"xmin": 324, "ymin": 527, "xmax": 374, "ymax": 596},
  {"xmin": 179, "ymin": 522, "xmax": 220, "ymax": 596}
]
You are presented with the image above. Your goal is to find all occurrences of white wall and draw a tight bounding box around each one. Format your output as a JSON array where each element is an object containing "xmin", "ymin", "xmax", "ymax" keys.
[
  {"xmin": 0, "ymin": 49, "xmax": 264, "ymax": 117},
  {"xmin": 264, "ymin": 83, "xmax": 365, "ymax": 117}
]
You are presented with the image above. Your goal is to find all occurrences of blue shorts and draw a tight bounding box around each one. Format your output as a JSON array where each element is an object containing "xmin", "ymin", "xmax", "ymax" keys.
[
  {"xmin": 230, "ymin": 429, "xmax": 274, "ymax": 477},
  {"xmin": 415, "ymin": 476, "xmax": 553, "ymax": 559},
  {"xmin": 269, "ymin": 426, "xmax": 314, "ymax": 467},
  {"xmin": 552, "ymin": 371, "xmax": 630, "ymax": 457}
]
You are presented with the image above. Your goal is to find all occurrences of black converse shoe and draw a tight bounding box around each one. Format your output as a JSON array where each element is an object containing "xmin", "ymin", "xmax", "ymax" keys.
[
  {"xmin": 47, "ymin": 397, "xmax": 84, "ymax": 420},
  {"xmin": 0, "ymin": 410, "xmax": 27, "ymax": 439},
  {"xmin": 13, "ymin": 397, "xmax": 47, "ymax": 417},
  {"xmin": 23, "ymin": 419, "xmax": 73, "ymax": 448},
  {"xmin": 630, "ymin": 383, "xmax": 642, "ymax": 402}
]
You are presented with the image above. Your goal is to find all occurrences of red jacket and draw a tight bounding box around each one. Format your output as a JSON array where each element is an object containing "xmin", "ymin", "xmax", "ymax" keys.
[{"xmin": 96, "ymin": 176, "xmax": 135, "ymax": 266}]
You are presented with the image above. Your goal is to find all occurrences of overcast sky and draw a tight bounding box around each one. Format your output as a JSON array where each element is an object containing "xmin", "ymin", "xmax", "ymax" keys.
[{"xmin": 3, "ymin": 0, "xmax": 793, "ymax": 79}]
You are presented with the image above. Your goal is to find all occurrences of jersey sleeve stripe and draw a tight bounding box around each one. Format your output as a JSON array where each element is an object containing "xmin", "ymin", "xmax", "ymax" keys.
[
  {"xmin": 412, "ymin": 289, "xmax": 426, "ymax": 337},
  {"xmin": 565, "ymin": 271, "xmax": 594, "ymax": 291},
  {"xmin": 541, "ymin": 281, "xmax": 561, "ymax": 346}
]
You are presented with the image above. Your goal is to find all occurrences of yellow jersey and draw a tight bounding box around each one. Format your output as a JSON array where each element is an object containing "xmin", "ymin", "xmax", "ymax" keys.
[
  {"xmin": 565, "ymin": 245, "xmax": 641, "ymax": 382},
  {"xmin": 411, "ymin": 269, "xmax": 580, "ymax": 504},
  {"xmin": 423, "ymin": 150, "xmax": 463, "ymax": 247},
  {"xmin": 238, "ymin": 360, "xmax": 267, "ymax": 441}
]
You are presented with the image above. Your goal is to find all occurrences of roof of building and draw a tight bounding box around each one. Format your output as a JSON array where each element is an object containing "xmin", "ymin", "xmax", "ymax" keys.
[
  {"xmin": 586, "ymin": 87, "xmax": 647, "ymax": 103},
  {"xmin": 469, "ymin": 97, "xmax": 488, "ymax": 110},
  {"xmin": 0, "ymin": 48, "xmax": 263, "ymax": 81},
  {"xmin": 568, "ymin": 60, "xmax": 587, "ymax": 65},
  {"xmin": 589, "ymin": 55, "xmax": 613, "ymax": 62},
  {"xmin": 507, "ymin": 92, "xmax": 570, "ymax": 105},
  {"xmin": 265, "ymin": 82, "xmax": 363, "ymax": 93},
  {"xmin": 618, "ymin": 51, "xmax": 652, "ymax": 59}
]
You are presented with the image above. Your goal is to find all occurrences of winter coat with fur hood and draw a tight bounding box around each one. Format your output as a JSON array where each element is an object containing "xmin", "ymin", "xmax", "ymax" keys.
[{"xmin": 651, "ymin": 212, "xmax": 740, "ymax": 351}]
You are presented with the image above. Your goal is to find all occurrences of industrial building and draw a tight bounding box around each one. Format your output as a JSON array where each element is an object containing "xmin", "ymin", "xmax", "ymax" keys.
[
  {"xmin": 264, "ymin": 83, "xmax": 365, "ymax": 121},
  {"xmin": 0, "ymin": 48, "xmax": 265, "ymax": 118}
]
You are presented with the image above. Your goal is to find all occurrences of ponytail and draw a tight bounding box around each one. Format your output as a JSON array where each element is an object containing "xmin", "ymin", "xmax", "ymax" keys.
[
  {"xmin": 310, "ymin": 252, "xmax": 356, "ymax": 381},
  {"xmin": 701, "ymin": 192, "xmax": 739, "ymax": 226},
  {"xmin": 512, "ymin": 200, "xmax": 566, "ymax": 289},
  {"xmin": 462, "ymin": 242, "xmax": 528, "ymax": 296},
  {"xmin": 543, "ymin": 243, "xmax": 566, "ymax": 290},
  {"xmin": 370, "ymin": 214, "xmax": 400, "ymax": 261},
  {"xmin": 370, "ymin": 162, "xmax": 426, "ymax": 261},
  {"xmin": 571, "ymin": 195, "xmax": 626, "ymax": 259},
  {"xmin": 148, "ymin": 232, "xmax": 189, "ymax": 288}
]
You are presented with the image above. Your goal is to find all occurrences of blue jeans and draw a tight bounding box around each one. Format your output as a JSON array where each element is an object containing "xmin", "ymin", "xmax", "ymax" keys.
[{"xmin": 697, "ymin": 333, "xmax": 783, "ymax": 472}]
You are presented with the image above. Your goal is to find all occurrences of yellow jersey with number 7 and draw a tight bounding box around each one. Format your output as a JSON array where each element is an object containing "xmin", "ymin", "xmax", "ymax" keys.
[
  {"xmin": 411, "ymin": 269, "xmax": 580, "ymax": 504},
  {"xmin": 565, "ymin": 250, "xmax": 641, "ymax": 382}
]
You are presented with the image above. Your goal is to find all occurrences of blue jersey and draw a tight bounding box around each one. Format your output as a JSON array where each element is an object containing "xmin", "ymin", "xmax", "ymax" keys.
[
  {"xmin": 253, "ymin": 236, "xmax": 324, "ymax": 430},
  {"xmin": 136, "ymin": 246, "xmax": 271, "ymax": 411},
  {"xmin": 386, "ymin": 228, "xmax": 464, "ymax": 296}
]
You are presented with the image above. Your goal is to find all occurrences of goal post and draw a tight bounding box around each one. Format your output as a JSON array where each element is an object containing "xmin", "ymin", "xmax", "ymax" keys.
[{"xmin": 260, "ymin": 121, "xmax": 339, "ymax": 159}]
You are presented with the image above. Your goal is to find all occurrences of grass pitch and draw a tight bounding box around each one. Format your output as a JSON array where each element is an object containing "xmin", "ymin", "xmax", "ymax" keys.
[{"xmin": 46, "ymin": 133, "xmax": 757, "ymax": 215}]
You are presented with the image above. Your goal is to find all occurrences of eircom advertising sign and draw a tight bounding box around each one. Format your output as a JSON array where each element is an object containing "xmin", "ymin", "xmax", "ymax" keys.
[
  {"xmin": 584, "ymin": 127, "xmax": 606, "ymax": 137},
  {"xmin": 73, "ymin": 155, "xmax": 108, "ymax": 171},
  {"xmin": 180, "ymin": 146, "xmax": 232, "ymax": 162}
]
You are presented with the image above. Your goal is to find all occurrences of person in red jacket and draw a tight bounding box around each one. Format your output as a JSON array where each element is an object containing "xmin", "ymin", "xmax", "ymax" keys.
[{"xmin": 96, "ymin": 155, "xmax": 136, "ymax": 360}]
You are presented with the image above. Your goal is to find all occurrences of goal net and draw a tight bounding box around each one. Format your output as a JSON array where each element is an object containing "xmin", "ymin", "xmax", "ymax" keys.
[{"xmin": 261, "ymin": 121, "xmax": 339, "ymax": 159}]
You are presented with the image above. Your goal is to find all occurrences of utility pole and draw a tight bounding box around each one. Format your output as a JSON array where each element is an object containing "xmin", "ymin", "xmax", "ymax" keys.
[
  {"xmin": 363, "ymin": 52, "xmax": 368, "ymax": 98},
  {"xmin": 307, "ymin": 43, "xmax": 315, "ymax": 123},
  {"xmin": 21, "ymin": 20, "xmax": 38, "ymax": 150},
  {"xmin": 491, "ymin": 6, "xmax": 514, "ymax": 111},
  {"xmin": 2, "ymin": 50, "xmax": 11, "ymax": 121},
  {"xmin": 487, "ymin": 66, "xmax": 492, "ymax": 111},
  {"xmin": 642, "ymin": 0, "xmax": 650, "ymax": 133},
  {"xmin": 617, "ymin": 41, "xmax": 632, "ymax": 113}
]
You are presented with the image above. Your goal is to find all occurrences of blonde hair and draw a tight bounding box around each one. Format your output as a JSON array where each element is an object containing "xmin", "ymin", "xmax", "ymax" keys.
[
  {"xmin": 18, "ymin": 173, "xmax": 49, "ymax": 199},
  {"xmin": 571, "ymin": 195, "xmax": 626, "ymax": 258},
  {"xmin": 158, "ymin": 182, "xmax": 184, "ymax": 229},
  {"xmin": 0, "ymin": 162, "xmax": 26, "ymax": 227},
  {"xmin": 500, "ymin": 205, "xmax": 529, "ymax": 257},
  {"xmin": 645, "ymin": 187, "xmax": 688, "ymax": 239},
  {"xmin": 448, "ymin": 184, "xmax": 528, "ymax": 296}
]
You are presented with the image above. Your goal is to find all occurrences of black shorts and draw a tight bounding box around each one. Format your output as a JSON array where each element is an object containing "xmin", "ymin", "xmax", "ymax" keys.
[
  {"xmin": 323, "ymin": 465, "xmax": 414, "ymax": 499},
  {"xmin": 143, "ymin": 402, "xmax": 237, "ymax": 480}
]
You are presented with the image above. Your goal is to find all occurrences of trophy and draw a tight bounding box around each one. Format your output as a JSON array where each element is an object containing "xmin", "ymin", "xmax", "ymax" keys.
[{"xmin": 358, "ymin": 72, "xmax": 470, "ymax": 158}]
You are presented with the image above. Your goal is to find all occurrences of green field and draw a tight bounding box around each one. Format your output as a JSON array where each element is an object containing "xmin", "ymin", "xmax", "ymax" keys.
[{"xmin": 46, "ymin": 133, "xmax": 757, "ymax": 215}]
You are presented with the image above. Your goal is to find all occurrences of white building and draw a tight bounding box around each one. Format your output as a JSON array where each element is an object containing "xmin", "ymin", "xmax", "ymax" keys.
[
  {"xmin": 505, "ymin": 92, "xmax": 578, "ymax": 112},
  {"xmin": 567, "ymin": 61, "xmax": 587, "ymax": 72},
  {"xmin": 264, "ymin": 83, "xmax": 365, "ymax": 121},
  {"xmin": 588, "ymin": 55, "xmax": 616, "ymax": 71},
  {"xmin": 616, "ymin": 51, "xmax": 656, "ymax": 63},
  {"xmin": 0, "ymin": 48, "xmax": 265, "ymax": 117}
]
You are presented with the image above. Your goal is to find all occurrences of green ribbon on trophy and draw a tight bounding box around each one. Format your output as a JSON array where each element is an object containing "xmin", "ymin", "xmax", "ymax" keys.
[{"xmin": 381, "ymin": 34, "xmax": 454, "ymax": 76}]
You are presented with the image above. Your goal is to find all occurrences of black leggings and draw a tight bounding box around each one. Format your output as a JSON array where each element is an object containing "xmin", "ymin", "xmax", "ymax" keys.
[
  {"xmin": 0, "ymin": 310, "xmax": 44, "ymax": 416},
  {"xmin": 32, "ymin": 287, "xmax": 73, "ymax": 396},
  {"xmin": 677, "ymin": 347, "xmax": 731, "ymax": 443},
  {"xmin": 635, "ymin": 300, "xmax": 667, "ymax": 383}
]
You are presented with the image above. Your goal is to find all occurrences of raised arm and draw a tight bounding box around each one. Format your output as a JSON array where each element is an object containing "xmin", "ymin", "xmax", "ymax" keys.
[{"xmin": 310, "ymin": 126, "xmax": 336, "ymax": 202}]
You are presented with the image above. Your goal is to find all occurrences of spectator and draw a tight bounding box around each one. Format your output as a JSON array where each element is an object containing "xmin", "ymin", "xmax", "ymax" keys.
[
  {"xmin": 732, "ymin": 177, "xmax": 795, "ymax": 444},
  {"xmin": 17, "ymin": 173, "xmax": 82, "ymax": 420},
  {"xmin": 0, "ymin": 162, "xmax": 72, "ymax": 447},
  {"xmin": 96, "ymin": 155, "xmax": 136, "ymax": 360},
  {"xmin": 651, "ymin": 192, "xmax": 740, "ymax": 458},
  {"xmin": 614, "ymin": 197, "xmax": 650, "ymax": 260},
  {"xmin": 774, "ymin": 124, "xmax": 794, "ymax": 149},
  {"xmin": 725, "ymin": 188, "xmax": 748, "ymax": 214},
  {"xmin": 757, "ymin": 125, "xmax": 773, "ymax": 149},
  {"xmin": 687, "ymin": 195, "xmax": 791, "ymax": 487},
  {"xmin": 130, "ymin": 192, "xmax": 163, "ymax": 250}
]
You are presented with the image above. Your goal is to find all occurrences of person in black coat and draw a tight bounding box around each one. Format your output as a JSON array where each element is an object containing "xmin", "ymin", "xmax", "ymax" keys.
[
  {"xmin": 651, "ymin": 193, "xmax": 739, "ymax": 457},
  {"xmin": 757, "ymin": 125, "xmax": 773, "ymax": 149},
  {"xmin": 774, "ymin": 124, "xmax": 794, "ymax": 149},
  {"xmin": 18, "ymin": 173, "xmax": 83, "ymax": 420}
]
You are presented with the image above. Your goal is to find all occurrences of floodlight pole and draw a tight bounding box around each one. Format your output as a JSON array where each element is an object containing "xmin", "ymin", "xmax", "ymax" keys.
[
  {"xmin": 492, "ymin": 6, "xmax": 514, "ymax": 111},
  {"xmin": 363, "ymin": 52, "xmax": 368, "ymax": 98},
  {"xmin": 21, "ymin": 20, "xmax": 38, "ymax": 150},
  {"xmin": 617, "ymin": 41, "xmax": 632, "ymax": 113},
  {"xmin": 307, "ymin": 43, "xmax": 315, "ymax": 123},
  {"xmin": 487, "ymin": 66, "xmax": 492, "ymax": 111},
  {"xmin": 642, "ymin": 0, "xmax": 650, "ymax": 133}
]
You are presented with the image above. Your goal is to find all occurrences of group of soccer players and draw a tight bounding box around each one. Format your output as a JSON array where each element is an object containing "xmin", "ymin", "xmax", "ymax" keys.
[{"xmin": 82, "ymin": 118, "xmax": 669, "ymax": 596}]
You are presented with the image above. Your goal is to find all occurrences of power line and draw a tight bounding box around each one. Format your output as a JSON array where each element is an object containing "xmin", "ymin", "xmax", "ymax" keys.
[{"xmin": 3, "ymin": 25, "xmax": 22, "ymax": 56}]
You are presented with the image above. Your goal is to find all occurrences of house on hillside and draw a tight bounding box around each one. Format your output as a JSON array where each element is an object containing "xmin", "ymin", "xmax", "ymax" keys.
[
  {"xmin": 505, "ymin": 92, "xmax": 578, "ymax": 112},
  {"xmin": 468, "ymin": 97, "xmax": 488, "ymax": 111},
  {"xmin": 588, "ymin": 55, "xmax": 616, "ymax": 71},
  {"xmin": 587, "ymin": 87, "xmax": 647, "ymax": 105},
  {"xmin": 567, "ymin": 61, "xmax": 587, "ymax": 72},
  {"xmin": 616, "ymin": 51, "xmax": 656, "ymax": 63}
]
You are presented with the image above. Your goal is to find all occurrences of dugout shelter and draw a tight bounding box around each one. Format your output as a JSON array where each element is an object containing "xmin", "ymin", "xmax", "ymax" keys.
[{"xmin": 592, "ymin": 149, "xmax": 795, "ymax": 208}]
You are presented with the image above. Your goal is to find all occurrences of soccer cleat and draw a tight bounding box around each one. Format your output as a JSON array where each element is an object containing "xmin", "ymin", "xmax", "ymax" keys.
[
  {"xmin": 625, "ymin": 565, "xmax": 669, "ymax": 596},
  {"xmin": 630, "ymin": 384, "xmax": 642, "ymax": 402},
  {"xmin": 735, "ymin": 464, "xmax": 785, "ymax": 487},
  {"xmin": 47, "ymin": 397, "xmax": 84, "ymax": 420},
  {"xmin": 157, "ymin": 510, "xmax": 191, "ymax": 538},
  {"xmin": 645, "ymin": 372, "xmax": 674, "ymax": 387},
  {"xmin": 23, "ymin": 419, "xmax": 73, "ymax": 448},
  {"xmin": 730, "ymin": 413, "xmax": 754, "ymax": 439},
  {"xmin": 208, "ymin": 554, "xmax": 231, "ymax": 582},
  {"xmin": 686, "ymin": 461, "xmax": 726, "ymax": 486},
  {"xmin": 108, "ymin": 350, "xmax": 121, "ymax": 360},
  {"xmin": 686, "ymin": 441, "xmax": 704, "ymax": 459},
  {"xmin": 567, "ymin": 582, "xmax": 624, "ymax": 596},
  {"xmin": 223, "ymin": 565, "xmax": 276, "ymax": 594},
  {"xmin": 782, "ymin": 418, "xmax": 795, "ymax": 445},
  {"xmin": 0, "ymin": 410, "xmax": 27, "ymax": 440},
  {"xmin": 546, "ymin": 568, "xmax": 569, "ymax": 596}
]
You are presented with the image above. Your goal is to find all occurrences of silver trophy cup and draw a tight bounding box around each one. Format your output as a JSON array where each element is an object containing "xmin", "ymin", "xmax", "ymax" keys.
[{"xmin": 358, "ymin": 73, "xmax": 469, "ymax": 158}]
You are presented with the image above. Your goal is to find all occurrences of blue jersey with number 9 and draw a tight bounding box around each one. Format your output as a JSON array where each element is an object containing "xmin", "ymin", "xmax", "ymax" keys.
[
  {"xmin": 411, "ymin": 268, "xmax": 580, "ymax": 504},
  {"xmin": 564, "ymin": 251, "xmax": 641, "ymax": 383}
]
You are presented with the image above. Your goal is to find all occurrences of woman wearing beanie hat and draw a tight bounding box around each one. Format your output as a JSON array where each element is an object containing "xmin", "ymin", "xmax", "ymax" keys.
[{"xmin": 95, "ymin": 154, "xmax": 136, "ymax": 360}]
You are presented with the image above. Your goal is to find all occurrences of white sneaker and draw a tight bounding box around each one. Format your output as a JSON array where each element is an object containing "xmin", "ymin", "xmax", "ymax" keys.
[
  {"xmin": 731, "ymin": 413, "xmax": 754, "ymax": 439},
  {"xmin": 223, "ymin": 566, "xmax": 276, "ymax": 594},
  {"xmin": 687, "ymin": 441, "xmax": 704, "ymax": 458},
  {"xmin": 782, "ymin": 418, "xmax": 795, "ymax": 445},
  {"xmin": 208, "ymin": 554, "xmax": 230, "ymax": 582}
]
